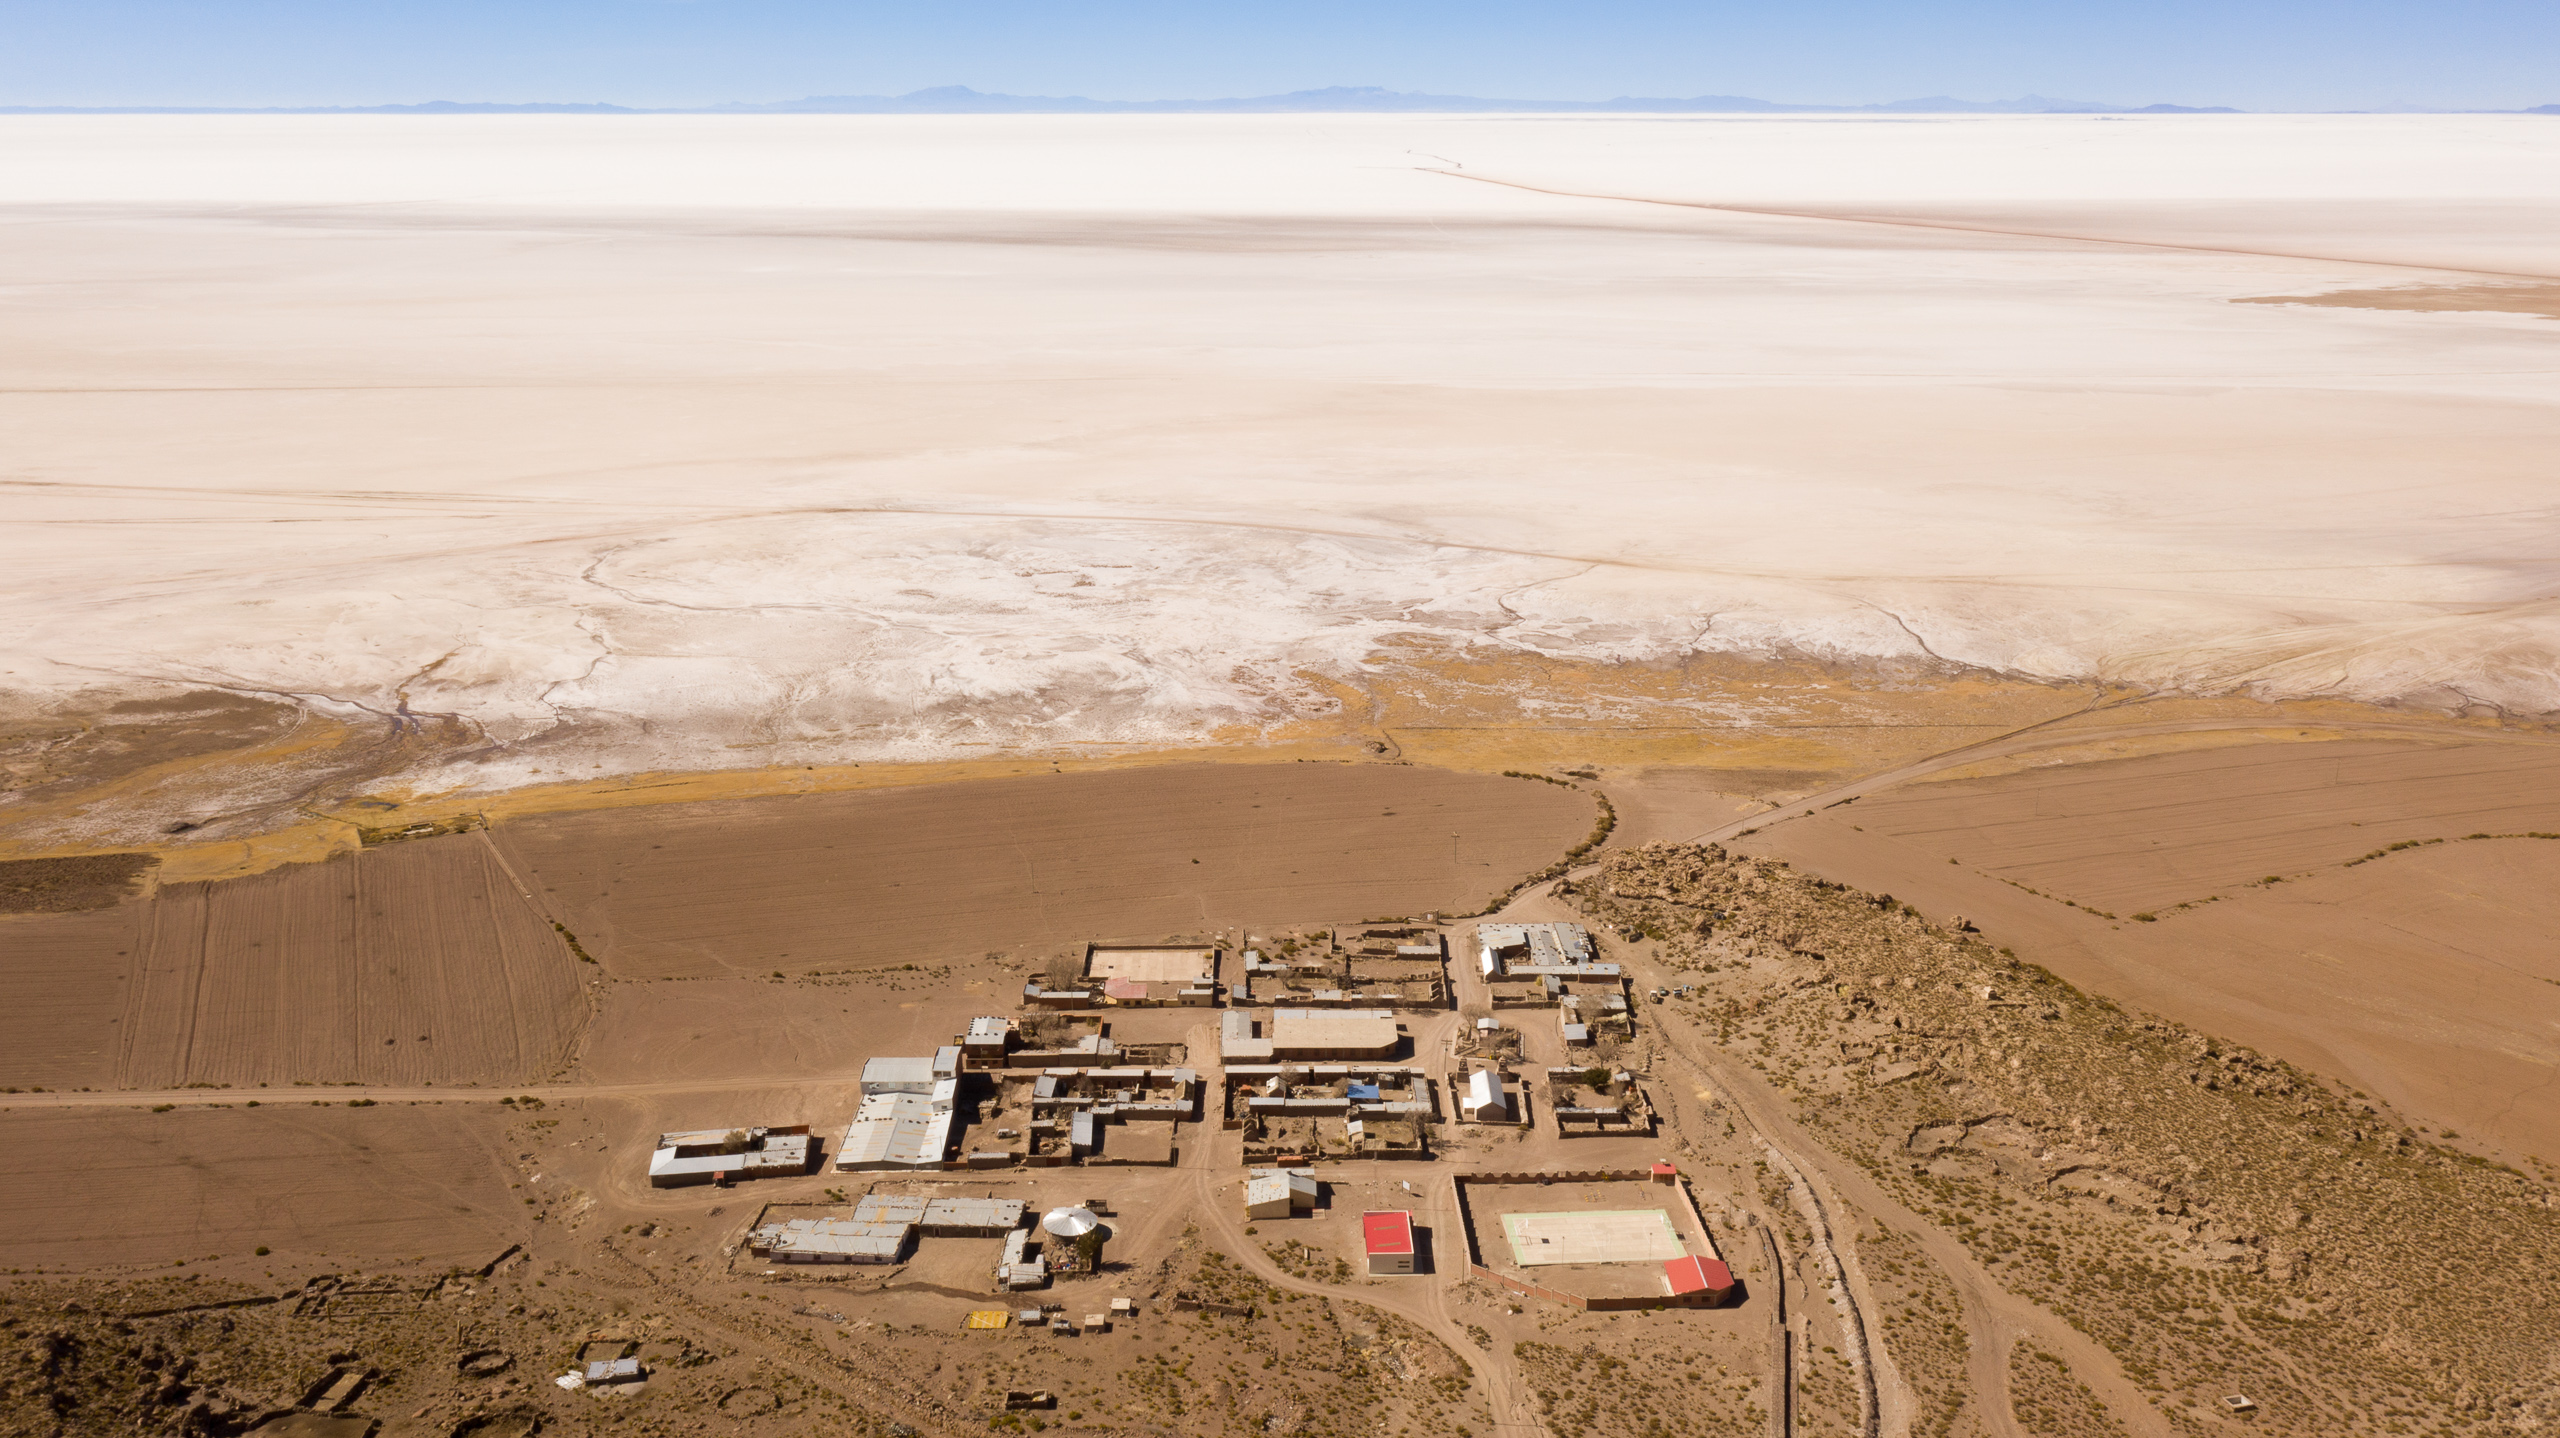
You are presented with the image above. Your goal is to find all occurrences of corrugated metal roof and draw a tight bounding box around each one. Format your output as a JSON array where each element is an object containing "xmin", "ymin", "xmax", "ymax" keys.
[
  {"xmin": 1663, "ymin": 1256, "xmax": 1732, "ymax": 1296},
  {"xmin": 838, "ymin": 1094, "xmax": 955, "ymax": 1169},
  {"xmin": 1361, "ymin": 1211, "xmax": 1414, "ymax": 1255}
]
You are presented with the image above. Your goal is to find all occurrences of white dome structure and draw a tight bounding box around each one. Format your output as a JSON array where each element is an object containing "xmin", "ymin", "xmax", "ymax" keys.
[{"xmin": 1042, "ymin": 1206, "xmax": 1101, "ymax": 1238}]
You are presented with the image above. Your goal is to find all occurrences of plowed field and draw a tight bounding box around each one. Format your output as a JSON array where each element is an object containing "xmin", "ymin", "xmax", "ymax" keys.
[
  {"xmin": 0, "ymin": 906, "xmax": 137, "ymax": 1089},
  {"xmin": 494, "ymin": 763, "xmax": 1593, "ymax": 979},
  {"xmin": 109, "ymin": 837, "xmax": 586, "ymax": 1088},
  {"xmin": 0, "ymin": 836, "xmax": 585, "ymax": 1090}
]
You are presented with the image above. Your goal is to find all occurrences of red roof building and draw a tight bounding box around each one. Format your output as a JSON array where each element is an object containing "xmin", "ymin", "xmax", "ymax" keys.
[
  {"xmin": 1362, "ymin": 1211, "xmax": 1417, "ymax": 1275},
  {"xmin": 1661, "ymin": 1255, "xmax": 1734, "ymax": 1305}
]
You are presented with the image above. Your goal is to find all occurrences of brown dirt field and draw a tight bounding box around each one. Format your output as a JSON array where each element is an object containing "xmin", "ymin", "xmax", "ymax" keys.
[
  {"xmin": 1845, "ymin": 736, "xmax": 2560, "ymax": 912},
  {"xmin": 0, "ymin": 1102, "xmax": 526, "ymax": 1271},
  {"xmin": 0, "ymin": 836, "xmax": 591, "ymax": 1090},
  {"xmin": 495, "ymin": 763, "xmax": 1593, "ymax": 980},
  {"xmin": 0, "ymin": 851, "xmax": 156, "ymax": 913},
  {"xmin": 0, "ymin": 905, "xmax": 137, "ymax": 1090},
  {"xmin": 567, "ymin": 959, "xmax": 1026, "ymax": 1086},
  {"xmin": 1737, "ymin": 738, "xmax": 2560, "ymax": 1161}
]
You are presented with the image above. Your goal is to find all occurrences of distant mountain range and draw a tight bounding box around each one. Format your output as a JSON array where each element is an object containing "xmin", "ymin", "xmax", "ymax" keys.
[{"xmin": 4, "ymin": 86, "xmax": 2555, "ymax": 116}]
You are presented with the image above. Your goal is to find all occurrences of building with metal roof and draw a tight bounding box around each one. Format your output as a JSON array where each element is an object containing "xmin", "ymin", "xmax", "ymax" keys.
[
  {"xmin": 1220, "ymin": 1009, "xmax": 1274, "ymax": 1062},
  {"xmin": 837, "ymin": 1093, "xmax": 956, "ymax": 1171},
  {"xmin": 646, "ymin": 1126, "xmax": 814, "ymax": 1188},
  {"xmin": 1362, "ymin": 1211, "xmax": 1417, "ymax": 1275},
  {"xmin": 747, "ymin": 1216, "xmax": 912, "ymax": 1264},
  {"xmin": 1661, "ymin": 1255, "xmax": 1735, "ymax": 1305},
  {"xmin": 1244, "ymin": 1166, "xmax": 1320, "ymax": 1219},
  {"xmin": 584, "ymin": 1358, "xmax": 644, "ymax": 1385},
  {"xmin": 862, "ymin": 1056, "xmax": 941, "ymax": 1096}
]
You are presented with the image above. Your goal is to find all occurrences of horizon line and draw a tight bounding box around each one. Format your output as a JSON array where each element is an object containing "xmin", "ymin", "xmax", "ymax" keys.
[{"xmin": 4, "ymin": 84, "xmax": 2554, "ymax": 117}]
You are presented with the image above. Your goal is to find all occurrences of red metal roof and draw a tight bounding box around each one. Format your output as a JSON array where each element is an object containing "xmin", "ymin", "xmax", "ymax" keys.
[
  {"xmin": 1649, "ymin": 1162, "xmax": 1678, "ymax": 1176},
  {"xmin": 1662, "ymin": 1255, "xmax": 1733, "ymax": 1296},
  {"xmin": 1361, "ymin": 1211, "xmax": 1415, "ymax": 1256}
]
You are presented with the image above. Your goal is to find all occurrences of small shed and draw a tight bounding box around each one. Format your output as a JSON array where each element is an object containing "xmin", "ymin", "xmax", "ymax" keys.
[{"xmin": 583, "ymin": 1358, "xmax": 644, "ymax": 1386}]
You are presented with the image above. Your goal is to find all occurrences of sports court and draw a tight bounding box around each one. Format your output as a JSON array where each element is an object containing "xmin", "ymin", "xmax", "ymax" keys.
[{"xmin": 1500, "ymin": 1209, "xmax": 1685, "ymax": 1267}]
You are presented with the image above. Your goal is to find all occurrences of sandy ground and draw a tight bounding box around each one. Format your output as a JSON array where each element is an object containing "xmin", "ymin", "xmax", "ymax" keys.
[
  {"xmin": 496, "ymin": 763, "xmax": 1593, "ymax": 979},
  {"xmin": 0, "ymin": 1102, "xmax": 526, "ymax": 1271},
  {"xmin": 2, "ymin": 114, "xmax": 2557, "ymax": 852},
  {"xmin": 1731, "ymin": 736, "xmax": 2560, "ymax": 1162},
  {"xmin": 1843, "ymin": 735, "xmax": 2560, "ymax": 912}
]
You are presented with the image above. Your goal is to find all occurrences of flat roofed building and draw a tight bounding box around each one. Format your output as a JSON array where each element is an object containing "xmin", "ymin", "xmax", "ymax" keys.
[
  {"xmin": 837, "ymin": 1093, "xmax": 956, "ymax": 1171},
  {"xmin": 1477, "ymin": 922, "xmax": 1599, "ymax": 977},
  {"xmin": 1221, "ymin": 1009, "xmax": 1274, "ymax": 1061},
  {"xmin": 964, "ymin": 1015, "xmax": 1015, "ymax": 1054},
  {"xmin": 1268, "ymin": 1009, "xmax": 1400, "ymax": 1060},
  {"xmin": 748, "ymin": 1217, "xmax": 912, "ymax": 1264},
  {"xmin": 862, "ymin": 1056, "xmax": 940, "ymax": 1096},
  {"xmin": 647, "ymin": 1126, "xmax": 813, "ymax": 1188},
  {"xmin": 921, "ymin": 1196, "xmax": 1028, "ymax": 1234},
  {"xmin": 1363, "ymin": 1211, "xmax": 1417, "ymax": 1275}
]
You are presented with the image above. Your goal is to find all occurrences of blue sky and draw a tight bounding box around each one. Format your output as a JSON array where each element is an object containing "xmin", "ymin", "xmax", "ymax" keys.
[{"xmin": 1, "ymin": 0, "xmax": 2553, "ymax": 111}]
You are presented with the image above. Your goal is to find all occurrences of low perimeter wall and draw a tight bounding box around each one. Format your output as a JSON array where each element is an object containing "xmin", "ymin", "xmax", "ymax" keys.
[{"xmin": 1451, "ymin": 1168, "xmax": 1733, "ymax": 1311}]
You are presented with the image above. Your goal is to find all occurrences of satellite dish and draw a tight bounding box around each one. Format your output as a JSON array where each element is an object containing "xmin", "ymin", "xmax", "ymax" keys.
[{"xmin": 1042, "ymin": 1206, "xmax": 1100, "ymax": 1238}]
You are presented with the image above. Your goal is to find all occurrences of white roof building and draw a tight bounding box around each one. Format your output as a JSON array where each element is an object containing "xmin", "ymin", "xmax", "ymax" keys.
[
  {"xmin": 837, "ymin": 1092, "xmax": 956, "ymax": 1170},
  {"xmin": 1245, "ymin": 1174, "xmax": 1296, "ymax": 1220},
  {"xmin": 1462, "ymin": 1069, "xmax": 1509, "ymax": 1121},
  {"xmin": 646, "ymin": 1126, "xmax": 812, "ymax": 1187},
  {"xmin": 862, "ymin": 1056, "xmax": 940, "ymax": 1096},
  {"xmin": 1220, "ymin": 1009, "xmax": 1274, "ymax": 1062}
]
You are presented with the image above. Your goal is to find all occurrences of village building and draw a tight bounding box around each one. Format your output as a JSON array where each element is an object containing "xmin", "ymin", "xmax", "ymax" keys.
[
  {"xmin": 837, "ymin": 1091, "xmax": 957, "ymax": 1171},
  {"xmin": 1266, "ymin": 1009, "xmax": 1401, "ymax": 1060},
  {"xmin": 1243, "ymin": 1166, "xmax": 1321, "ymax": 1219},
  {"xmin": 645, "ymin": 1125, "xmax": 814, "ymax": 1188},
  {"xmin": 1363, "ymin": 1211, "xmax": 1418, "ymax": 1275}
]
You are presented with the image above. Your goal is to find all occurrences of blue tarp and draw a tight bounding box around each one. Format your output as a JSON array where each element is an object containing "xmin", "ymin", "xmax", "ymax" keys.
[{"xmin": 1346, "ymin": 1082, "xmax": 1382, "ymax": 1101}]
